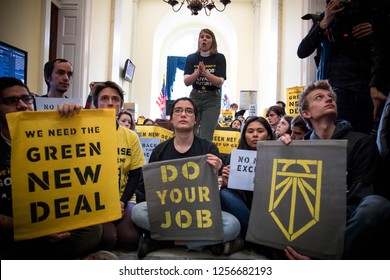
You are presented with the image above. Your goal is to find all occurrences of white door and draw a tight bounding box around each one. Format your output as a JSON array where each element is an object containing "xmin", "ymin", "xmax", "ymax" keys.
[{"xmin": 56, "ymin": 0, "xmax": 86, "ymax": 100}]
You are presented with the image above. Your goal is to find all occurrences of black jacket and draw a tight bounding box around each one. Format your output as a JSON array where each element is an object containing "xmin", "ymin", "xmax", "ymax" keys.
[
  {"xmin": 304, "ymin": 120, "xmax": 378, "ymax": 216},
  {"xmin": 370, "ymin": 0, "xmax": 390, "ymax": 95},
  {"xmin": 297, "ymin": 0, "xmax": 373, "ymax": 88}
]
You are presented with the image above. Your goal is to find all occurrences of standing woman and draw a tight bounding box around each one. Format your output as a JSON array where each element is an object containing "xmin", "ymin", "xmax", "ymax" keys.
[{"xmin": 184, "ymin": 28, "xmax": 226, "ymax": 141}]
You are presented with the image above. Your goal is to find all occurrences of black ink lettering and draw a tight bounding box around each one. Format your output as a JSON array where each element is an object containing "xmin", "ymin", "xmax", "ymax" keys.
[
  {"xmin": 54, "ymin": 197, "xmax": 70, "ymax": 218},
  {"xmin": 30, "ymin": 201, "xmax": 50, "ymax": 223},
  {"xmin": 74, "ymin": 165, "xmax": 101, "ymax": 184}
]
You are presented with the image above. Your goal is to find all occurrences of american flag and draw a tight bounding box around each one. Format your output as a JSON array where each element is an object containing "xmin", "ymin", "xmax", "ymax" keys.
[{"xmin": 156, "ymin": 78, "xmax": 167, "ymax": 119}]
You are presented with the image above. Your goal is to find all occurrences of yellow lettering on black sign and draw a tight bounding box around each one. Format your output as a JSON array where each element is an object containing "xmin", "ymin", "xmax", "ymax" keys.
[
  {"xmin": 269, "ymin": 158, "xmax": 322, "ymax": 241},
  {"xmin": 156, "ymin": 162, "xmax": 212, "ymax": 229}
]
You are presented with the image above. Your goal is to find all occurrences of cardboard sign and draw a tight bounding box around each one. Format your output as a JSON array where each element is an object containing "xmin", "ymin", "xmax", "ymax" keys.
[
  {"xmin": 248, "ymin": 104, "xmax": 257, "ymax": 116},
  {"xmin": 212, "ymin": 129, "xmax": 241, "ymax": 154},
  {"xmin": 246, "ymin": 140, "xmax": 347, "ymax": 259},
  {"xmin": 142, "ymin": 155, "xmax": 224, "ymax": 241},
  {"xmin": 140, "ymin": 138, "xmax": 160, "ymax": 163},
  {"xmin": 34, "ymin": 96, "xmax": 82, "ymax": 111},
  {"xmin": 240, "ymin": 90, "xmax": 257, "ymax": 110},
  {"xmin": 7, "ymin": 109, "xmax": 121, "ymax": 240},
  {"xmin": 228, "ymin": 149, "xmax": 257, "ymax": 191}
]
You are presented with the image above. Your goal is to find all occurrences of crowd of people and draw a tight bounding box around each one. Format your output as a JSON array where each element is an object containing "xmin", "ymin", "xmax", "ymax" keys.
[{"xmin": 1, "ymin": 0, "xmax": 390, "ymax": 261}]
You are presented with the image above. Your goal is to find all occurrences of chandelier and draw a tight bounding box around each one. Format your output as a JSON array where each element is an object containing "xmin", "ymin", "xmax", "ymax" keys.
[{"xmin": 163, "ymin": 0, "xmax": 231, "ymax": 16}]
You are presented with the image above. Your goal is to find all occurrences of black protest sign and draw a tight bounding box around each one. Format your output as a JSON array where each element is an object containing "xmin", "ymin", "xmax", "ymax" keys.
[
  {"xmin": 142, "ymin": 155, "xmax": 224, "ymax": 240},
  {"xmin": 247, "ymin": 140, "xmax": 347, "ymax": 259}
]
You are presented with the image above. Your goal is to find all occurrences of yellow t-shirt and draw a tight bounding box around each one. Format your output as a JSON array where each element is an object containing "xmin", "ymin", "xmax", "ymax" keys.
[{"xmin": 116, "ymin": 125, "xmax": 145, "ymax": 197}]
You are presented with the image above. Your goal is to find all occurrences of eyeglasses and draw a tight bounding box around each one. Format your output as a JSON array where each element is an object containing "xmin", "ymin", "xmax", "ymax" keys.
[
  {"xmin": 172, "ymin": 107, "xmax": 195, "ymax": 116},
  {"xmin": 0, "ymin": 95, "xmax": 34, "ymax": 106}
]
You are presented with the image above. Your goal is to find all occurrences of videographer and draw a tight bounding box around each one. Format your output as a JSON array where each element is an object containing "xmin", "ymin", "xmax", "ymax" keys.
[{"xmin": 297, "ymin": 0, "xmax": 374, "ymax": 135}]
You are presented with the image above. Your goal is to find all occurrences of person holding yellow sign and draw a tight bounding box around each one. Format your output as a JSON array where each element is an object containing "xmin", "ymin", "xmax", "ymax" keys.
[
  {"xmin": 0, "ymin": 77, "xmax": 103, "ymax": 259},
  {"xmin": 91, "ymin": 81, "xmax": 145, "ymax": 251}
]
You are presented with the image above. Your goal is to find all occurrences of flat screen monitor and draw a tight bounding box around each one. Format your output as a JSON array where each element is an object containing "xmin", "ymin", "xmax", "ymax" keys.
[
  {"xmin": 0, "ymin": 41, "xmax": 28, "ymax": 84},
  {"xmin": 123, "ymin": 59, "xmax": 135, "ymax": 82}
]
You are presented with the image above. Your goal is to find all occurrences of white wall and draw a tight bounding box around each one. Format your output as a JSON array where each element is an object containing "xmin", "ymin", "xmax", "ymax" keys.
[
  {"xmin": 280, "ymin": 0, "xmax": 325, "ymax": 99},
  {"xmin": 1, "ymin": 0, "xmax": 319, "ymax": 119},
  {"xmin": 88, "ymin": 0, "xmax": 111, "ymax": 84},
  {"xmin": 133, "ymin": 0, "xmax": 254, "ymax": 119}
]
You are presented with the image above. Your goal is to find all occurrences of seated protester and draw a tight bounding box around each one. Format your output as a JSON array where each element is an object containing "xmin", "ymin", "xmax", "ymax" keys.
[
  {"xmin": 265, "ymin": 105, "xmax": 285, "ymax": 134},
  {"xmin": 371, "ymin": 0, "xmax": 390, "ymax": 200},
  {"xmin": 275, "ymin": 115, "xmax": 293, "ymax": 139},
  {"xmin": 131, "ymin": 97, "xmax": 243, "ymax": 259},
  {"xmin": 375, "ymin": 94, "xmax": 390, "ymax": 200},
  {"xmin": 143, "ymin": 118, "xmax": 155, "ymax": 125},
  {"xmin": 276, "ymin": 100, "xmax": 286, "ymax": 109},
  {"xmin": 230, "ymin": 118, "xmax": 242, "ymax": 131},
  {"xmin": 91, "ymin": 81, "xmax": 145, "ymax": 251},
  {"xmin": 220, "ymin": 117, "xmax": 274, "ymax": 240},
  {"xmin": 290, "ymin": 115, "xmax": 310, "ymax": 140},
  {"xmin": 281, "ymin": 80, "xmax": 390, "ymax": 260},
  {"xmin": 237, "ymin": 115, "xmax": 245, "ymax": 123},
  {"xmin": 0, "ymin": 77, "xmax": 103, "ymax": 259},
  {"xmin": 230, "ymin": 103, "xmax": 246, "ymax": 119},
  {"xmin": 117, "ymin": 109, "xmax": 136, "ymax": 130}
]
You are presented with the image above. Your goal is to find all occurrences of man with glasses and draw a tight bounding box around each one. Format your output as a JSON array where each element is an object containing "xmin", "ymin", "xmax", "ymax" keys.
[
  {"xmin": 131, "ymin": 97, "xmax": 243, "ymax": 259},
  {"xmin": 0, "ymin": 77, "xmax": 103, "ymax": 259}
]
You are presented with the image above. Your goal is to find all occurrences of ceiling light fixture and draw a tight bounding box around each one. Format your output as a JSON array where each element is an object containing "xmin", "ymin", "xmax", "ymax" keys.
[{"xmin": 163, "ymin": 0, "xmax": 231, "ymax": 16}]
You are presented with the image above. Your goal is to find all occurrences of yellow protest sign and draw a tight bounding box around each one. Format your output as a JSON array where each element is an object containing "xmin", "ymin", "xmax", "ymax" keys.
[
  {"xmin": 7, "ymin": 109, "xmax": 121, "ymax": 240},
  {"xmin": 212, "ymin": 129, "xmax": 241, "ymax": 154},
  {"xmin": 136, "ymin": 125, "xmax": 173, "ymax": 142},
  {"xmin": 218, "ymin": 109, "xmax": 235, "ymax": 127},
  {"xmin": 286, "ymin": 86, "xmax": 304, "ymax": 116},
  {"xmin": 221, "ymin": 109, "xmax": 235, "ymax": 120},
  {"xmin": 137, "ymin": 116, "xmax": 145, "ymax": 124}
]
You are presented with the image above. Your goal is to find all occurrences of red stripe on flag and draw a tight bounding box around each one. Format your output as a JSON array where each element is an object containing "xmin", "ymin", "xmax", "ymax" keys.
[{"xmin": 156, "ymin": 79, "xmax": 166, "ymax": 118}]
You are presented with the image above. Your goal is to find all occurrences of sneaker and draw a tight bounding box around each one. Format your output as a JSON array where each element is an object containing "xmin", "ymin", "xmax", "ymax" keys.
[
  {"xmin": 223, "ymin": 237, "xmax": 245, "ymax": 255},
  {"xmin": 137, "ymin": 235, "xmax": 173, "ymax": 259},
  {"xmin": 84, "ymin": 250, "xmax": 119, "ymax": 260}
]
